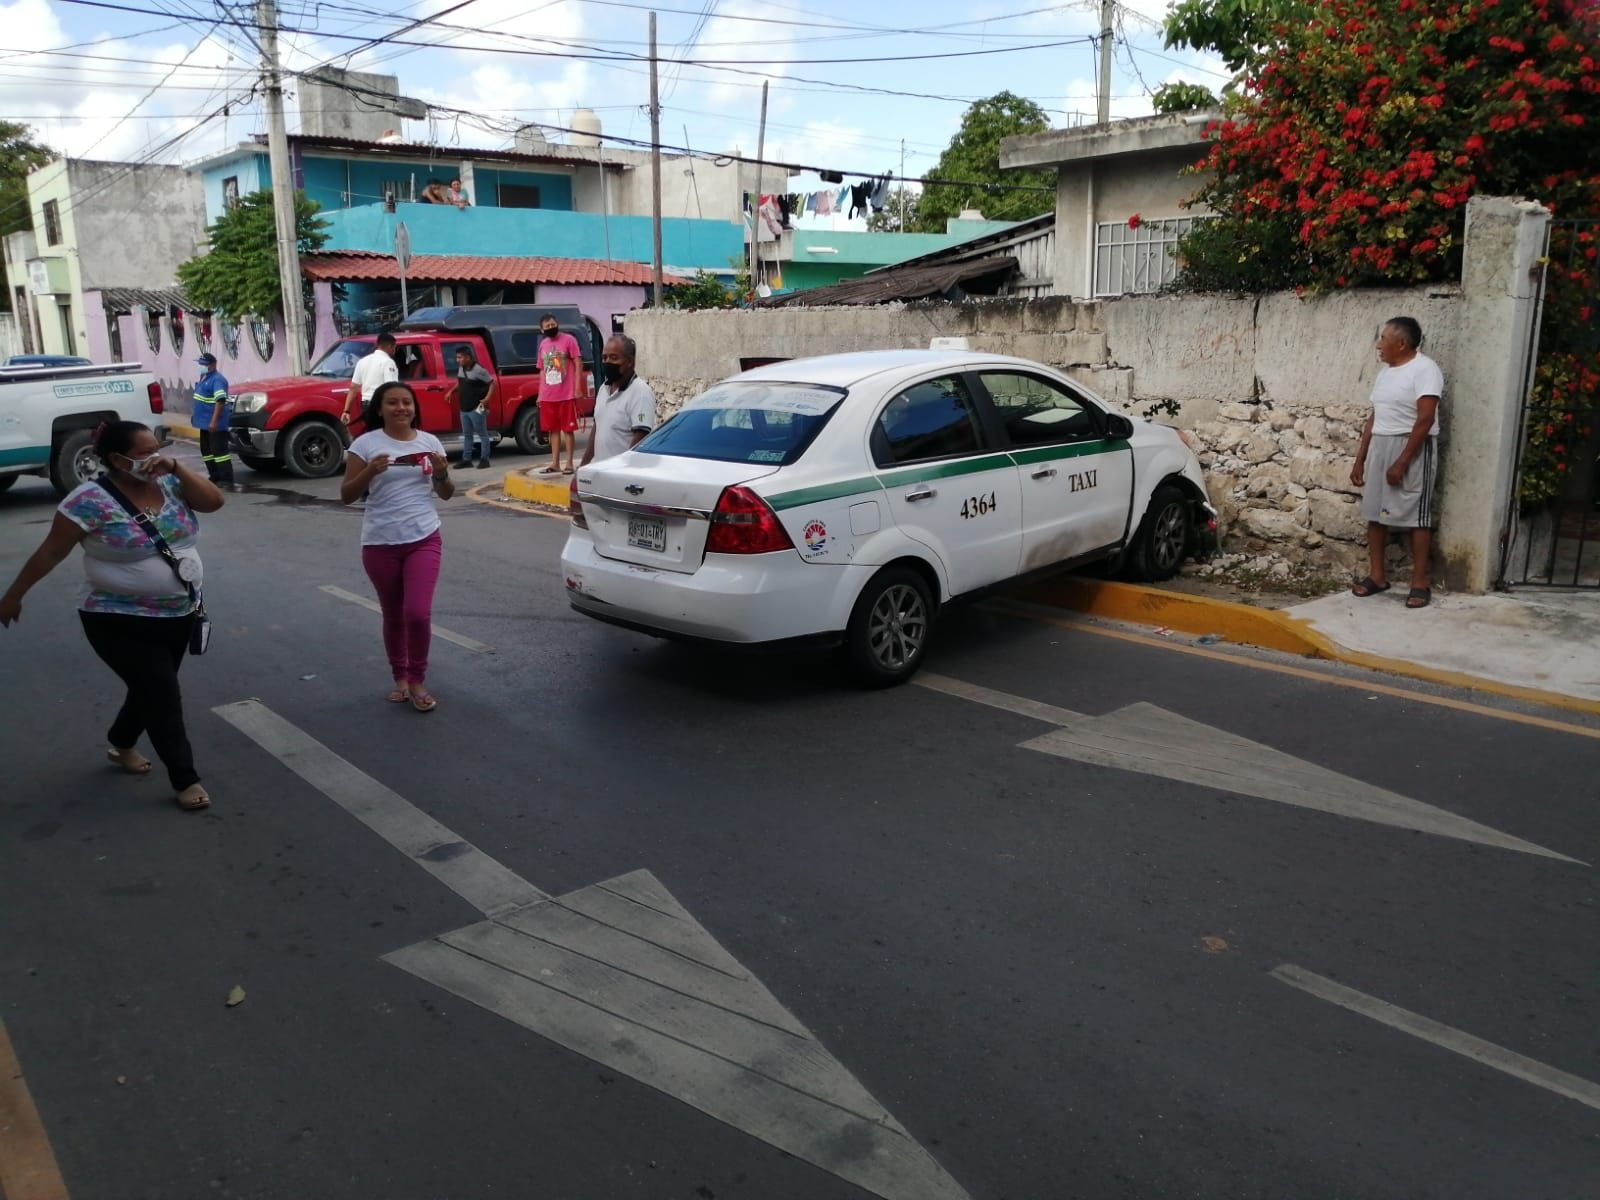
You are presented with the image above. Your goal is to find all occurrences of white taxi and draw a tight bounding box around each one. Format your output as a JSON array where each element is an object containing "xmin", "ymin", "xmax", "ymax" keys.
[{"xmin": 561, "ymin": 349, "xmax": 1215, "ymax": 685}]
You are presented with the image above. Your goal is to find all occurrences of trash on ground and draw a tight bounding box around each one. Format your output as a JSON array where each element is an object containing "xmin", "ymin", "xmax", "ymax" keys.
[
  {"xmin": 1196, "ymin": 633, "xmax": 1225, "ymax": 645},
  {"xmin": 225, "ymin": 985, "xmax": 247, "ymax": 1008}
]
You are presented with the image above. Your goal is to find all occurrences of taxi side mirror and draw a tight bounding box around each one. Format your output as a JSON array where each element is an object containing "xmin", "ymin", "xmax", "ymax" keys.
[{"xmin": 1106, "ymin": 413, "xmax": 1135, "ymax": 439}]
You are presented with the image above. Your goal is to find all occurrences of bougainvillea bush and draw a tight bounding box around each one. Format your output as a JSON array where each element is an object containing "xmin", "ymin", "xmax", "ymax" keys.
[{"xmin": 1175, "ymin": 0, "xmax": 1600, "ymax": 503}]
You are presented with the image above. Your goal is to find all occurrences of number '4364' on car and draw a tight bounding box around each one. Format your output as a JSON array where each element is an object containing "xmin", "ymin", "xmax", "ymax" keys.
[{"xmin": 562, "ymin": 349, "xmax": 1216, "ymax": 686}]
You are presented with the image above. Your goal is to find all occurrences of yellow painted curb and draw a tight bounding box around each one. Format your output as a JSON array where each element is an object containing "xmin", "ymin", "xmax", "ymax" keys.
[
  {"xmin": 167, "ymin": 420, "xmax": 200, "ymax": 440},
  {"xmin": 1015, "ymin": 576, "xmax": 1600, "ymax": 718},
  {"xmin": 503, "ymin": 468, "xmax": 571, "ymax": 508},
  {"xmin": 1017, "ymin": 577, "xmax": 1329, "ymax": 657}
]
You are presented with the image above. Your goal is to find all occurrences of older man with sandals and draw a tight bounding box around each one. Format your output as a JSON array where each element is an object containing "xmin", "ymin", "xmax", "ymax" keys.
[{"xmin": 1349, "ymin": 316, "xmax": 1442, "ymax": 610}]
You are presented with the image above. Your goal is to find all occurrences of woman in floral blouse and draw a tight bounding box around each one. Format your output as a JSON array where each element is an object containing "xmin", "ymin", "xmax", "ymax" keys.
[{"xmin": 0, "ymin": 421, "xmax": 225, "ymax": 810}]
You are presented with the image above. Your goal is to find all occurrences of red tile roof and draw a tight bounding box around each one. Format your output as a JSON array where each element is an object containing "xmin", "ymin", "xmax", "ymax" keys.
[{"xmin": 300, "ymin": 251, "xmax": 687, "ymax": 286}]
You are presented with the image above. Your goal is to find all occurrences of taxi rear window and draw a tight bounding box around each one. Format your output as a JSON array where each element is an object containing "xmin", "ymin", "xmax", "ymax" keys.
[{"xmin": 637, "ymin": 381, "xmax": 845, "ymax": 466}]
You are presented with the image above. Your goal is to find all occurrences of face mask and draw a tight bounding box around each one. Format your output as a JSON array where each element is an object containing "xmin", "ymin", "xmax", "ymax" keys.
[
  {"xmin": 542, "ymin": 327, "xmax": 559, "ymax": 339},
  {"xmin": 600, "ymin": 362, "xmax": 624, "ymax": 386},
  {"xmin": 121, "ymin": 454, "xmax": 160, "ymax": 479}
]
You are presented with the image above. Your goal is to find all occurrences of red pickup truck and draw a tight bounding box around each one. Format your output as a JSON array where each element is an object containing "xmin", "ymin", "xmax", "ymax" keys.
[{"xmin": 227, "ymin": 304, "xmax": 601, "ymax": 478}]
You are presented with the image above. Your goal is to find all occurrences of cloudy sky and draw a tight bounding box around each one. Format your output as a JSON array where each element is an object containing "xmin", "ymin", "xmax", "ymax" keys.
[{"xmin": 2, "ymin": 0, "xmax": 1228, "ymax": 211}]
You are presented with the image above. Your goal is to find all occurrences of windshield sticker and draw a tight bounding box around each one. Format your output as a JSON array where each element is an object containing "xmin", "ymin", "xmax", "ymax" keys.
[{"xmin": 748, "ymin": 449, "xmax": 785, "ymax": 463}]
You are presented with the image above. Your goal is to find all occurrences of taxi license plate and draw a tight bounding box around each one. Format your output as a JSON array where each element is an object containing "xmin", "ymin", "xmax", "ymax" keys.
[{"xmin": 627, "ymin": 515, "xmax": 666, "ymax": 552}]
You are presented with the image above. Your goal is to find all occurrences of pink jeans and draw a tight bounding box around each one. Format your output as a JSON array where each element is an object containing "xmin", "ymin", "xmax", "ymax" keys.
[{"xmin": 361, "ymin": 530, "xmax": 442, "ymax": 684}]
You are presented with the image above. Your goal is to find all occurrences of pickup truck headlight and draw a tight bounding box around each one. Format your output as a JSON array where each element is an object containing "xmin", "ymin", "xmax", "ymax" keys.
[{"xmin": 233, "ymin": 391, "xmax": 268, "ymax": 414}]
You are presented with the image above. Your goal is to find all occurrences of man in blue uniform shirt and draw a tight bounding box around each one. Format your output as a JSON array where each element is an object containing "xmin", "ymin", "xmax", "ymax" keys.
[{"xmin": 192, "ymin": 352, "xmax": 234, "ymax": 486}]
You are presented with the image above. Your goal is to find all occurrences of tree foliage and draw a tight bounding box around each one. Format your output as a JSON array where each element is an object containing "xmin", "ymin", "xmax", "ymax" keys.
[
  {"xmin": 0, "ymin": 122, "xmax": 55, "ymax": 312},
  {"xmin": 866, "ymin": 186, "xmax": 921, "ymax": 233},
  {"xmin": 1163, "ymin": 0, "xmax": 1307, "ymax": 74},
  {"xmin": 1175, "ymin": 0, "xmax": 1600, "ymax": 504},
  {"xmin": 661, "ymin": 269, "xmax": 735, "ymax": 310},
  {"xmin": 1151, "ymin": 81, "xmax": 1219, "ymax": 113},
  {"xmin": 913, "ymin": 92, "xmax": 1055, "ymax": 232},
  {"xmin": 177, "ymin": 188, "xmax": 330, "ymax": 319}
]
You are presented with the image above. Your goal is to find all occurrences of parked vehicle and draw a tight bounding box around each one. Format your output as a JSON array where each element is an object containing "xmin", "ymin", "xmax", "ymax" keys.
[
  {"xmin": 4, "ymin": 354, "xmax": 93, "ymax": 369},
  {"xmin": 0, "ymin": 362, "xmax": 168, "ymax": 495},
  {"xmin": 228, "ymin": 304, "xmax": 602, "ymax": 478},
  {"xmin": 563, "ymin": 349, "xmax": 1217, "ymax": 685}
]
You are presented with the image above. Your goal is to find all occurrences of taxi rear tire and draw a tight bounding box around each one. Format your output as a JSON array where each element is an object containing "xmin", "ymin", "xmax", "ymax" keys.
[
  {"xmin": 844, "ymin": 565, "xmax": 935, "ymax": 688},
  {"xmin": 1126, "ymin": 483, "xmax": 1190, "ymax": 582}
]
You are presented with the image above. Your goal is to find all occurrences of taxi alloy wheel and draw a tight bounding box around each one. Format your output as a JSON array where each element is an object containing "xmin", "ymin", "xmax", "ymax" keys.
[
  {"xmin": 846, "ymin": 566, "xmax": 934, "ymax": 687},
  {"xmin": 1127, "ymin": 484, "xmax": 1190, "ymax": 582}
]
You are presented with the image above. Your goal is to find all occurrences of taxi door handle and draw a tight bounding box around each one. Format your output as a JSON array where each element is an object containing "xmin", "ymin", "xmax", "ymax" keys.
[
  {"xmin": 1031, "ymin": 467, "xmax": 1057, "ymax": 479},
  {"xmin": 905, "ymin": 487, "xmax": 936, "ymax": 502}
]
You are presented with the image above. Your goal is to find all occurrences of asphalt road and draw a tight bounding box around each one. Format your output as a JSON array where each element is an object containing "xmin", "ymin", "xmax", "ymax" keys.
[{"xmin": 2, "ymin": 450, "xmax": 1597, "ymax": 1200}]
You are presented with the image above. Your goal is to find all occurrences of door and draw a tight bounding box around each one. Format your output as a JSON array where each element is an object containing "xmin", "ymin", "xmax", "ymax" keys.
[
  {"xmin": 399, "ymin": 340, "xmax": 452, "ymax": 431},
  {"xmin": 974, "ymin": 370, "xmax": 1135, "ymax": 570},
  {"xmin": 871, "ymin": 372, "xmax": 1021, "ymax": 596}
]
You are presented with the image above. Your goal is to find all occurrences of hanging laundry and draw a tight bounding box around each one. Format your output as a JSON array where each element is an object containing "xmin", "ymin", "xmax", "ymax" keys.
[
  {"xmin": 869, "ymin": 174, "xmax": 891, "ymax": 213},
  {"xmin": 848, "ymin": 182, "xmax": 870, "ymax": 220},
  {"xmin": 777, "ymin": 195, "xmax": 794, "ymax": 228},
  {"xmin": 811, "ymin": 189, "xmax": 835, "ymax": 216},
  {"xmin": 837, "ymin": 185, "xmax": 850, "ymax": 210},
  {"xmin": 758, "ymin": 195, "xmax": 783, "ymax": 238}
]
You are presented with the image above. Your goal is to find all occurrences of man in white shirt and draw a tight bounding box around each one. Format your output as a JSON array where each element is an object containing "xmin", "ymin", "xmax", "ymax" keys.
[
  {"xmin": 1349, "ymin": 316, "xmax": 1443, "ymax": 608},
  {"xmin": 581, "ymin": 334, "xmax": 657, "ymax": 467},
  {"xmin": 342, "ymin": 333, "xmax": 400, "ymax": 426}
]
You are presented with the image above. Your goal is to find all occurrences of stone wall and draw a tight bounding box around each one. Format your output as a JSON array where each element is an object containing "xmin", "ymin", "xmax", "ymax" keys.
[{"xmin": 628, "ymin": 286, "xmax": 1461, "ymax": 577}]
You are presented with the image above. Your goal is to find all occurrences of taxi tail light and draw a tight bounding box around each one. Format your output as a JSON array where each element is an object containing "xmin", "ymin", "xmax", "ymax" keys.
[
  {"xmin": 569, "ymin": 476, "xmax": 588, "ymax": 528},
  {"xmin": 147, "ymin": 382, "xmax": 164, "ymax": 414},
  {"xmin": 706, "ymin": 486, "xmax": 793, "ymax": 554}
]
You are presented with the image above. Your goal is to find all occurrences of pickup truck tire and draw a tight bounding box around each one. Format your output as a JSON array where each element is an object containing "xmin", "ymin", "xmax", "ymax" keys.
[
  {"xmin": 50, "ymin": 429, "xmax": 100, "ymax": 496},
  {"xmin": 239, "ymin": 454, "xmax": 284, "ymax": 474},
  {"xmin": 512, "ymin": 404, "xmax": 549, "ymax": 454},
  {"xmin": 282, "ymin": 419, "xmax": 347, "ymax": 479},
  {"xmin": 0, "ymin": 474, "xmax": 16, "ymax": 492},
  {"xmin": 1125, "ymin": 484, "xmax": 1190, "ymax": 582}
]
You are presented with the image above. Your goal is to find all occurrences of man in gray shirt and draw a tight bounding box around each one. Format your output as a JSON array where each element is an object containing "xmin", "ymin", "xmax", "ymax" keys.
[{"xmin": 445, "ymin": 346, "xmax": 497, "ymax": 468}]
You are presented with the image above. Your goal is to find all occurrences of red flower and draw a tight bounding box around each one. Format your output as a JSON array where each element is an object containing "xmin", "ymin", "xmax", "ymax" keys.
[{"xmin": 1127, "ymin": 214, "xmax": 1142, "ymax": 230}]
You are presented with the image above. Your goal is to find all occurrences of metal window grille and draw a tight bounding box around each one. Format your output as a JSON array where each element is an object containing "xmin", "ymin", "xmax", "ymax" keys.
[
  {"xmin": 1093, "ymin": 217, "xmax": 1209, "ymax": 297},
  {"xmin": 42, "ymin": 199, "xmax": 61, "ymax": 246}
]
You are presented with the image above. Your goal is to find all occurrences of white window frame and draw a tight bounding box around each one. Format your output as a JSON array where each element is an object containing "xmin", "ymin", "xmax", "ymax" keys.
[{"xmin": 1093, "ymin": 216, "xmax": 1212, "ymax": 298}]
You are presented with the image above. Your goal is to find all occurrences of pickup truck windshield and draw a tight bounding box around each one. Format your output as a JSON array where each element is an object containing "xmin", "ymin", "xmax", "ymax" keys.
[
  {"xmin": 637, "ymin": 381, "xmax": 845, "ymax": 466},
  {"xmin": 310, "ymin": 339, "xmax": 376, "ymax": 379}
]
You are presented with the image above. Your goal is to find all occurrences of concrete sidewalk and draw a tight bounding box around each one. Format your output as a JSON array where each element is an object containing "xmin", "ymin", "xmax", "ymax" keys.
[{"xmin": 1292, "ymin": 588, "xmax": 1600, "ymax": 705}]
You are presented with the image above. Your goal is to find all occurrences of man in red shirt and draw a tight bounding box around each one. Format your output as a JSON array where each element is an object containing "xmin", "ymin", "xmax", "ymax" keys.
[{"xmin": 535, "ymin": 313, "xmax": 588, "ymax": 475}]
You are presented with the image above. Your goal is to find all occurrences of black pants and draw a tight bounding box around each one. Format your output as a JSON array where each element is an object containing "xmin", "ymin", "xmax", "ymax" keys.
[
  {"xmin": 79, "ymin": 611, "xmax": 200, "ymax": 791},
  {"xmin": 199, "ymin": 427, "xmax": 234, "ymax": 485}
]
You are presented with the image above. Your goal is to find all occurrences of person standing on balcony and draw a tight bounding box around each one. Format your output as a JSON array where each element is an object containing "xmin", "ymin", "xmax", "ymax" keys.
[
  {"xmin": 342, "ymin": 333, "xmax": 399, "ymax": 427},
  {"xmin": 192, "ymin": 353, "xmax": 234, "ymax": 487},
  {"xmin": 535, "ymin": 313, "xmax": 588, "ymax": 475}
]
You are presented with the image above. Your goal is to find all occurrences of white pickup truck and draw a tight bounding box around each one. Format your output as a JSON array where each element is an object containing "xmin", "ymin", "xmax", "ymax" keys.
[{"xmin": 0, "ymin": 363, "xmax": 169, "ymax": 495}]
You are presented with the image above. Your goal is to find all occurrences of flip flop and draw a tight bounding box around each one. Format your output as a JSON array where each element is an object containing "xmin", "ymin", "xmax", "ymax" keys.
[
  {"xmin": 562, "ymin": 467, "xmax": 574, "ymax": 475},
  {"xmin": 1406, "ymin": 587, "xmax": 1432, "ymax": 609},
  {"xmin": 106, "ymin": 747, "xmax": 153, "ymax": 775},
  {"xmin": 386, "ymin": 686, "xmax": 410, "ymax": 703},
  {"xmin": 410, "ymin": 688, "xmax": 438, "ymax": 713},
  {"xmin": 174, "ymin": 784, "xmax": 211, "ymax": 811},
  {"xmin": 537, "ymin": 466, "xmax": 563, "ymax": 476},
  {"xmin": 1351, "ymin": 576, "xmax": 1392, "ymax": 597}
]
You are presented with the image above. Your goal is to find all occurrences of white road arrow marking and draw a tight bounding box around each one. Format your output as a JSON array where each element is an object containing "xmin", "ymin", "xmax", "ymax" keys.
[
  {"xmin": 214, "ymin": 700, "xmax": 970, "ymax": 1200},
  {"xmin": 914, "ymin": 675, "xmax": 1582, "ymax": 864}
]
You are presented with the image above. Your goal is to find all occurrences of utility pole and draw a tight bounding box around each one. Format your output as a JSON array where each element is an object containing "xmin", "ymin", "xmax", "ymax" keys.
[
  {"xmin": 751, "ymin": 80, "xmax": 767, "ymax": 299},
  {"xmin": 899, "ymin": 138, "xmax": 906, "ymax": 231},
  {"xmin": 257, "ymin": 0, "xmax": 308, "ymax": 374},
  {"xmin": 1098, "ymin": 0, "xmax": 1114, "ymax": 125},
  {"xmin": 648, "ymin": 12, "xmax": 664, "ymax": 306}
]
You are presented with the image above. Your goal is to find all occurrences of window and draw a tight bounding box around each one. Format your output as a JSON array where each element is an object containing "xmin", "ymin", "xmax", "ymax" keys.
[
  {"xmin": 1093, "ymin": 216, "xmax": 1212, "ymax": 297},
  {"xmin": 309, "ymin": 338, "xmax": 374, "ymax": 378},
  {"xmin": 638, "ymin": 381, "xmax": 844, "ymax": 466},
  {"xmin": 979, "ymin": 372, "xmax": 1099, "ymax": 446},
  {"xmin": 42, "ymin": 199, "xmax": 61, "ymax": 246},
  {"xmin": 440, "ymin": 341, "xmax": 476, "ymax": 378},
  {"xmin": 872, "ymin": 375, "xmax": 984, "ymax": 467},
  {"xmin": 382, "ymin": 178, "xmax": 414, "ymax": 204},
  {"xmin": 394, "ymin": 343, "xmax": 429, "ymax": 380},
  {"xmin": 222, "ymin": 176, "xmax": 240, "ymax": 209},
  {"xmin": 498, "ymin": 183, "xmax": 542, "ymax": 209}
]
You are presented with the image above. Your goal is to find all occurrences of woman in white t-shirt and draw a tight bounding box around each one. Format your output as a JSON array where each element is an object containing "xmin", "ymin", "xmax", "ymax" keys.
[{"xmin": 340, "ymin": 381, "xmax": 455, "ymax": 711}]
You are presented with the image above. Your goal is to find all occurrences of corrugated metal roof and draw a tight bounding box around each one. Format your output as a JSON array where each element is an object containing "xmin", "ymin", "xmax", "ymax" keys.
[
  {"xmin": 758, "ymin": 256, "xmax": 1020, "ymax": 308},
  {"xmin": 278, "ymin": 133, "xmax": 622, "ymax": 171},
  {"xmin": 300, "ymin": 252, "xmax": 685, "ymax": 286},
  {"xmin": 93, "ymin": 286, "xmax": 193, "ymax": 315}
]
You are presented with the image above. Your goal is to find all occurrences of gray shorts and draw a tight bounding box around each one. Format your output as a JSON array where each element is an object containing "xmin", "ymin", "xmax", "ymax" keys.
[{"xmin": 1361, "ymin": 434, "xmax": 1437, "ymax": 528}]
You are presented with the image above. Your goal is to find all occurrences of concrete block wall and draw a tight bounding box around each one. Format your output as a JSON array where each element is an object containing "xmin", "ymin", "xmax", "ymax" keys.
[{"xmin": 627, "ymin": 197, "xmax": 1544, "ymax": 590}]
